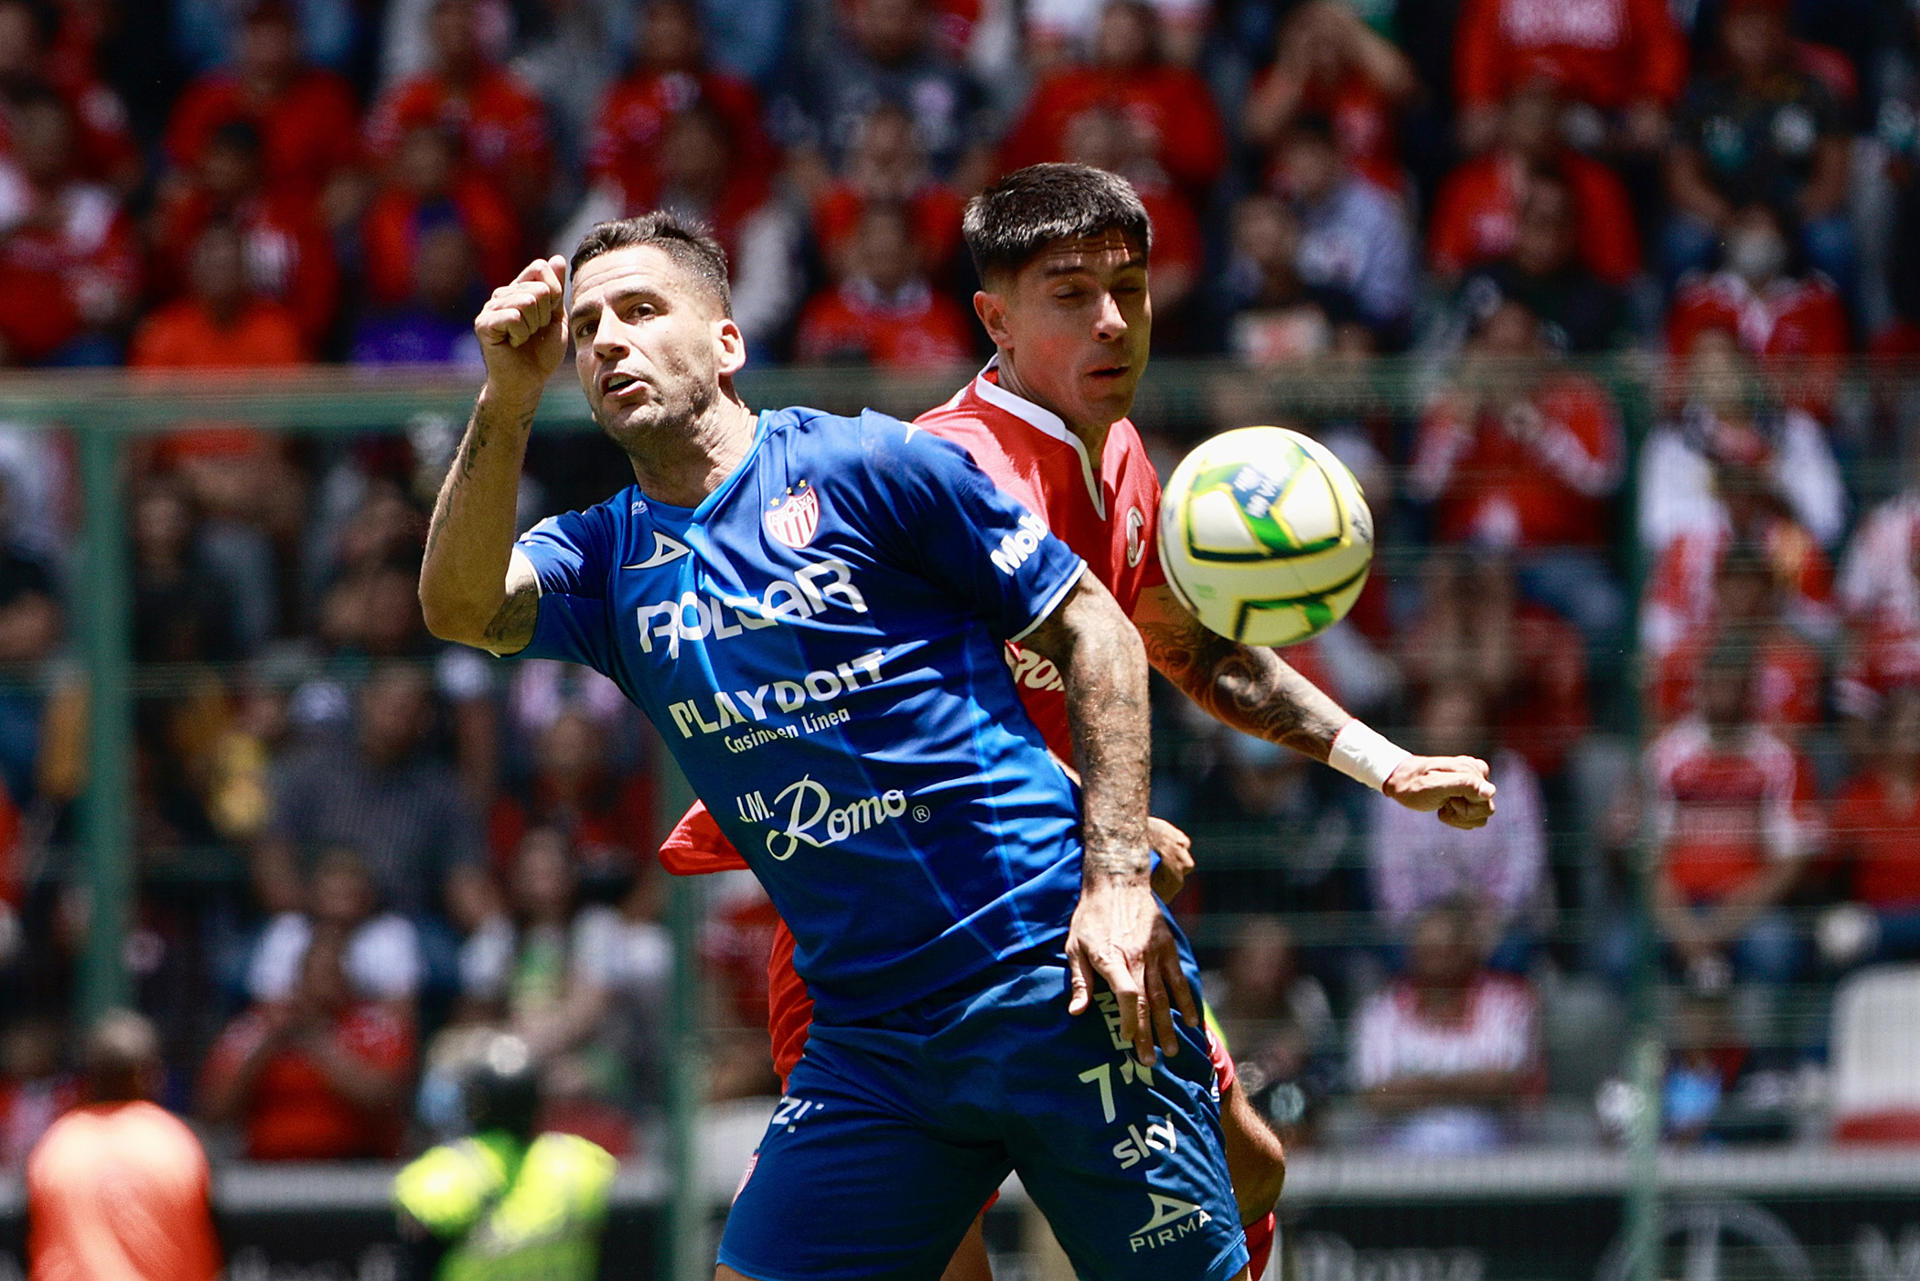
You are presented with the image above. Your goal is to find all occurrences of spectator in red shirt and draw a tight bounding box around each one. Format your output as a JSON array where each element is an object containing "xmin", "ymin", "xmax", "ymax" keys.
[
  {"xmin": 0, "ymin": 0, "xmax": 139, "ymax": 193},
  {"xmin": 1644, "ymin": 644, "xmax": 1816, "ymax": 987},
  {"xmin": 1001, "ymin": 0, "xmax": 1227, "ymax": 199},
  {"xmin": 1824, "ymin": 687, "xmax": 1920, "ymax": 965},
  {"xmin": 795, "ymin": 202, "xmax": 974, "ymax": 369},
  {"xmin": 129, "ymin": 222, "xmax": 307, "ymax": 370},
  {"xmin": 151, "ymin": 121, "xmax": 341, "ymax": 350},
  {"xmin": 1409, "ymin": 295, "xmax": 1626, "ymax": 645},
  {"xmin": 0, "ymin": 89, "xmax": 140, "ymax": 367},
  {"xmin": 163, "ymin": 3, "xmax": 361, "ymax": 220},
  {"xmin": 199, "ymin": 923, "xmax": 414, "ymax": 1160},
  {"xmin": 1665, "ymin": 0, "xmax": 1852, "ymax": 291},
  {"xmin": 488, "ymin": 707, "xmax": 654, "ymax": 894},
  {"xmin": 359, "ymin": 123, "xmax": 520, "ymax": 311},
  {"xmin": 585, "ymin": 0, "xmax": 770, "ymax": 216},
  {"xmin": 1413, "ymin": 296, "xmax": 1624, "ymax": 548},
  {"xmin": 1650, "ymin": 544, "xmax": 1823, "ymax": 741},
  {"xmin": 1452, "ymin": 0, "xmax": 1687, "ymax": 155},
  {"xmin": 1667, "ymin": 204, "xmax": 1849, "ymax": 417},
  {"xmin": 0, "ymin": 0, "xmax": 139, "ymax": 192},
  {"xmin": 1446, "ymin": 173, "xmax": 1630, "ymax": 354},
  {"xmin": 1243, "ymin": 0, "xmax": 1418, "ymax": 197},
  {"xmin": 812, "ymin": 103, "xmax": 966, "ymax": 287},
  {"xmin": 364, "ymin": 0, "xmax": 550, "ymax": 240},
  {"xmin": 1429, "ymin": 78, "xmax": 1642, "ymax": 288}
]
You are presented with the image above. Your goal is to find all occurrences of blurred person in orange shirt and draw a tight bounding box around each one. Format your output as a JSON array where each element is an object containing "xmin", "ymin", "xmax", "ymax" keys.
[
  {"xmin": 129, "ymin": 221, "xmax": 307, "ymax": 369},
  {"xmin": 27, "ymin": 1011, "xmax": 221, "ymax": 1281}
]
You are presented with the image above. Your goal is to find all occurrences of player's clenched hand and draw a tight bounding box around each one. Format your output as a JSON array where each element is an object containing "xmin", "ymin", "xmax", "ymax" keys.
[
  {"xmin": 1066, "ymin": 880, "xmax": 1199, "ymax": 1065},
  {"xmin": 1147, "ymin": 815, "xmax": 1194, "ymax": 901},
  {"xmin": 1383, "ymin": 754, "xmax": 1497, "ymax": 830},
  {"xmin": 476, "ymin": 255, "xmax": 569, "ymax": 401}
]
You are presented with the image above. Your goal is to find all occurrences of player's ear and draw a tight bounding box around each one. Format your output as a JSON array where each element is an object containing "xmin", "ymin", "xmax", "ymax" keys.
[
  {"xmin": 973, "ymin": 289, "xmax": 1011, "ymax": 349},
  {"xmin": 714, "ymin": 316, "xmax": 746, "ymax": 377}
]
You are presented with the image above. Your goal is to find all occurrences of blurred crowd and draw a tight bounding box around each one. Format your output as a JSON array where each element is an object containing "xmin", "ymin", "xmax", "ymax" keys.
[{"xmin": 0, "ymin": 0, "xmax": 1918, "ymax": 1164}]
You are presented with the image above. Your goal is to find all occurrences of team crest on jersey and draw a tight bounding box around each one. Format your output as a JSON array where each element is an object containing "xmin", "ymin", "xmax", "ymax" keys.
[
  {"xmin": 1125, "ymin": 506, "xmax": 1146, "ymax": 567},
  {"xmin": 766, "ymin": 480, "xmax": 820, "ymax": 549}
]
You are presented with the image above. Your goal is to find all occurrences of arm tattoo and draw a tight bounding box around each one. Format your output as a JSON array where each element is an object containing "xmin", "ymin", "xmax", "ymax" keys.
[
  {"xmin": 1024, "ymin": 578, "xmax": 1153, "ymax": 881},
  {"xmin": 1136, "ymin": 589, "xmax": 1348, "ymax": 762},
  {"xmin": 481, "ymin": 581, "xmax": 539, "ymax": 653}
]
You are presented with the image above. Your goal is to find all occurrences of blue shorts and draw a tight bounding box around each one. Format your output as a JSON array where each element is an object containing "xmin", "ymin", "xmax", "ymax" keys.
[{"xmin": 719, "ymin": 956, "xmax": 1248, "ymax": 1281}]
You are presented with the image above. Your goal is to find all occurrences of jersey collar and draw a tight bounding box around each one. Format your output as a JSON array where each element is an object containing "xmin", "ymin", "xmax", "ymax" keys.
[{"xmin": 971, "ymin": 357, "xmax": 1107, "ymax": 519}]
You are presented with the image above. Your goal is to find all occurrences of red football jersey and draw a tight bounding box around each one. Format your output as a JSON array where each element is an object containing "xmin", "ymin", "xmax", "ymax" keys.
[{"xmin": 662, "ymin": 362, "xmax": 1172, "ymax": 1080}]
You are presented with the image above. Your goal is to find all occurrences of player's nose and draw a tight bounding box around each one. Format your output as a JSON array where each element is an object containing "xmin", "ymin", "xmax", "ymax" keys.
[{"xmin": 1091, "ymin": 289, "xmax": 1127, "ymax": 340}]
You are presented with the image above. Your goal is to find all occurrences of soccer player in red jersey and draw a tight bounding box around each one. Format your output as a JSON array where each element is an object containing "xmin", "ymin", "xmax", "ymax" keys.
[{"xmin": 666, "ymin": 165, "xmax": 1499, "ymax": 1279}]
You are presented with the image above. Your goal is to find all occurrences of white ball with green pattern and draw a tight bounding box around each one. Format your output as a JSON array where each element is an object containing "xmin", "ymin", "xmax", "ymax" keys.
[{"xmin": 1156, "ymin": 425, "xmax": 1375, "ymax": 647}]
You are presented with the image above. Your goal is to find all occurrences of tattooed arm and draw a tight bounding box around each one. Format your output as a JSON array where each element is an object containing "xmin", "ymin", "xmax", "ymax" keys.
[
  {"xmin": 419, "ymin": 256, "xmax": 568, "ymax": 655},
  {"xmin": 1022, "ymin": 572, "xmax": 1198, "ymax": 1064},
  {"xmin": 1132, "ymin": 583, "xmax": 1497, "ymax": 829}
]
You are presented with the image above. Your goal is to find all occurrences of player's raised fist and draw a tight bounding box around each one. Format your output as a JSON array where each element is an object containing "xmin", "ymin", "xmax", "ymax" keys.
[
  {"xmin": 476, "ymin": 255, "xmax": 569, "ymax": 400},
  {"xmin": 1383, "ymin": 754, "xmax": 1497, "ymax": 830}
]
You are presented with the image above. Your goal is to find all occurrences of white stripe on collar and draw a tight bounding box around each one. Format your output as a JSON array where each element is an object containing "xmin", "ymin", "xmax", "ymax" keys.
[{"xmin": 969, "ymin": 357, "xmax": 1106, "ymax": 518}]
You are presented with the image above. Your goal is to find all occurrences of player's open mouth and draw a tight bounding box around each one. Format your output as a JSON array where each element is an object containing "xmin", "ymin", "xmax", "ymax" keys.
[
  {"xmin": 601, "ymin": 371, "xmax": 645, "ymax": 398},
  {"xmin": 1087, "ymin": 365, "xmax": 1130, "ymax": 381}
]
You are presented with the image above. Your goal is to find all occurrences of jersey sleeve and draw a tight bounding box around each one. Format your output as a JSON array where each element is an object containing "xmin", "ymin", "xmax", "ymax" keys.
[
  {"xmin": 854, "ymin": 412, "xmax": 1086, "ymax": 642},
  {"xmin": 511, "ymin": 505, "xmax": 619, "ymax": 671}
]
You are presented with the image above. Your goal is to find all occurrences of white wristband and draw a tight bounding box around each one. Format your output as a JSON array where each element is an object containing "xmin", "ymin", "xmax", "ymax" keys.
[{"xmin": 1329, "ymin": 720, "xmax": 1412, "ymax": 792}]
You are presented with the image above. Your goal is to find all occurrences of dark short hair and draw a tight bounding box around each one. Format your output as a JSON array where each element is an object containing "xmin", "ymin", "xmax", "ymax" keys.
[
  {"xmin": 962, "ymin": 163, "xmax": 1152, "ymax": 282},
  {"xmin": 570, "ymin": 211, "xmax": 733, "ymax": 317},
  {"xmin": 82, "ymin": 1011, "xmax": 161, "ymax": 1104}
]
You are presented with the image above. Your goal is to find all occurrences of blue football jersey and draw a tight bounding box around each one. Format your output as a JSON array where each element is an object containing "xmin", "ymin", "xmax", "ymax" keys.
[{"xmin": 513, "ymin": 406, "xmax": 1092, "ymax": 1021}]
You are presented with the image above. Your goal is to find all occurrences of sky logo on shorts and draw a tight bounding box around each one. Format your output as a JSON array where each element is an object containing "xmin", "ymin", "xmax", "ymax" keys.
[{"xmin": 766, "ymin": 480, "xmax": 820, "ymax": 549}]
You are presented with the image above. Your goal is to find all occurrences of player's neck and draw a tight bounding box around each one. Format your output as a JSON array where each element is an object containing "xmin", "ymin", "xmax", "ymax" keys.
[
  {"xmin": 993, "ymin": 357, "xmax": 1116, "ymax": 461},
  {"xmin": 625, "ymin": 393, "xmax": 756, "ymax": 508}
]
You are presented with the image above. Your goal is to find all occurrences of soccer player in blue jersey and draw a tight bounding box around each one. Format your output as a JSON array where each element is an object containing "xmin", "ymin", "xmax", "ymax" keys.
[{"xmin": 419, "ymin": 213, "xmax": 1253, "ymax": 1281}]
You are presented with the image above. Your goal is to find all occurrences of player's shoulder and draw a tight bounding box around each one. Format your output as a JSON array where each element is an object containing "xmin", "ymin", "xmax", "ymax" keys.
[{"xmin": 765, "ymin": 402, "xmax": 969, "ymax": 478}]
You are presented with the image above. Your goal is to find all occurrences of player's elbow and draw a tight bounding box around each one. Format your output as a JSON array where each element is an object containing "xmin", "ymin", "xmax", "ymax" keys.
[{"xmin": 417, "ymin": 583, "xmax": 494, "ymax": 649}]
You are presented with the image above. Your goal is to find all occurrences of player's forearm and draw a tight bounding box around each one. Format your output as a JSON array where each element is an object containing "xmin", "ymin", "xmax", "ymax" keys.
[
  {"xmin": 1170, "ymin": 634, "xmax": 1345, "ymax": 761},
  {"xmin": 1026, "ymin": 578, "xmax": 1154, "ymax": 883},
  {"xmin": 419, "ymin": 385, "xmax": 539, "ymax": 642}
]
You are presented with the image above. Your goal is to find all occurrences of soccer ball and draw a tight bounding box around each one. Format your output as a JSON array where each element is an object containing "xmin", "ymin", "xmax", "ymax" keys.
[{"xmin": 1156, "ymin": 426, "xmax": 1374, "ymax": 647}]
